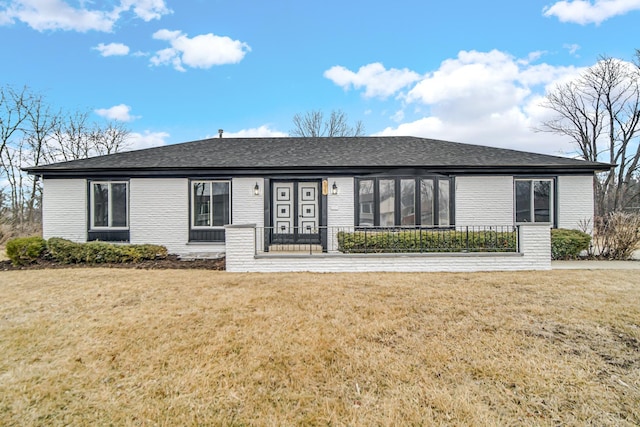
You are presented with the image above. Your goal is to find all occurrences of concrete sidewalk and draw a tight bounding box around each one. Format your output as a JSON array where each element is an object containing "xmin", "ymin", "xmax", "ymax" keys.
[{"xmin": 552, "ymin": 260, "xmax": 640, "ymax": 269}]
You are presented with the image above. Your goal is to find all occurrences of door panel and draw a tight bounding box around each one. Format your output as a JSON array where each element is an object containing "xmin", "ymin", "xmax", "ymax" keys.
[
  {"xmin": 272, "ymin": 181, "xmax": 320, "ymax": 243},
  {"xmin": 298, "ymin": 182, "xmax": 319, "ymax": 234},
  {"xmin": 273, "ymin": 182, "xmax": 294, "ymax": 234}
]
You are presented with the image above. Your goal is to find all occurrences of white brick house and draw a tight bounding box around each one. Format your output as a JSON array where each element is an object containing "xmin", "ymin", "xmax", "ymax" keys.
[{"xmin": 26, "ymin": 136, "xmax": 608, "ymax": 272}]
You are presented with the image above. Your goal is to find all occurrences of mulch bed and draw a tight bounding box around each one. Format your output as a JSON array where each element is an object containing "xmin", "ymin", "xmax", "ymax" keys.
[{"xmin": 0, "ymin": 254, "xmax": 225, "ymax": 271}]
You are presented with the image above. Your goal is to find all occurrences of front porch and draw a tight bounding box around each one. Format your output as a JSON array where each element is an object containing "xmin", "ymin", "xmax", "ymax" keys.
[
  {"xmin": 256, "ymin": 225, "xmax": 519, "ymax": 254},
  {"xmin": 224, "ymin": 224, "xmax": 551, "ymax": 273}
]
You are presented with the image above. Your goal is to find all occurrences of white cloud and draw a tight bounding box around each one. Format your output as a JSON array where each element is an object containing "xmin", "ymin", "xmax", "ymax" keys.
[
  {"xmin": 93, "ymin": 42, "xmax": 130, "ymax": 57},
  {"xmin": 118, "ymin": 0, "xmax": 171, "ymax": 22},
  {"xmin": 391, "ymin": 110, "xmax": 405, "ymax": 123},
  {"xmin": 126, "ymin": 130, "xmax": 169, "ymax": 150},
  {"xmin": 543, "ymin": 0, "xmax": 640, "ymax": 25},
  {"xmin": 95, "ymin": 104, "xmax": 139, "ymax": 122},
  {"xmin": 362, "ymin": 49, "xmax": 586, "ymax": 155},
  {"xmin": 150, "ymin": 29, "xmax": 251, "ymax": 71},
  {"xmin": 0, "ymin": 0, "xmax": 171, "ymax": 32},
  {"xmin": 324, "ymin": 63, "xmax": 421, "ymax": 99},
  {"xmin": 405, "ymin": 50, "xmax": 529, "ymax": 115},
  {"xmin": 219, "ymin": 125, "xmax": 287, "ymax": 138},
  {"xmin": 0, "ymin": 9, "xmax": 14, "ymax": 25},
  {"xmin": 563, "ymin": 43, "xmax": 581, "ymax": 55},
  {"xmin": 1, "ymin": 0, "xmax": 115, "ymax": 31},
  {"xmin": 523, "ymin": 51, "xmax": 546, "ymax": 63}
]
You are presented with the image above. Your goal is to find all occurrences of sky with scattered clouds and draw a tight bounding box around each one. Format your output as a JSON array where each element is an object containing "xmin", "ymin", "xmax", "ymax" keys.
[{"xmin": 1, "ymin": 0, "xmax": 639, "ymax": 156}]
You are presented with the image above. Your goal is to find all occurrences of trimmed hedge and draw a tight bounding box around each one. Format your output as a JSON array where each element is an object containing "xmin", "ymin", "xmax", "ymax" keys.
[
  {"xmin": 5, "ymin": 237, "xmax": 168, "ymax": 265},
  {"xmin": 47, "ymin": 238, "xmax": 168, "ymax": 264},
  {"xmin": 551, "ymin": 229, "xmax": 591, "ymax": 260},
  {"xmin": 6, "ymin": 236, "xmax": 47, "ymax": 266},
  {"xmin": 337, "ymin": 229, "xmax": 517, "ymax": 253}
]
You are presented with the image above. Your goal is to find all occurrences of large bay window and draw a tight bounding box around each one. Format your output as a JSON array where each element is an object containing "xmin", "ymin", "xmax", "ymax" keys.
[
  {"xmin": 190, "ymin": 180, "xmax": 231, "ymax": 242},
  {"xmin": 356, "ymin": 177, "xmax": 453, "ymax": 227},
  {"xmin": 515, "ymin": 179, "xmax": 553, "ymax": 224}
]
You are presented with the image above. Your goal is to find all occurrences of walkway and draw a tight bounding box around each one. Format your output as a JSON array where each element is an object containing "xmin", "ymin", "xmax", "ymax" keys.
[{"xmin": 552, "ymin": 260, "xmax": 640, "ymax": 270}]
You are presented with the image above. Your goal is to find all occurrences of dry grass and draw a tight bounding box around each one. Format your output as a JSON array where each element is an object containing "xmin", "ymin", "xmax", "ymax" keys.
[{"xmin": 1, "ymin": 269, "xmax": 639, "ymax": 426}]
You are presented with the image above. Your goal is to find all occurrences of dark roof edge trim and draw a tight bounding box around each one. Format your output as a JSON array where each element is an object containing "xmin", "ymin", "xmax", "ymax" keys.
[{"xmin": 28, "ymin": 165, "xmax": 607, "ymax": 179}]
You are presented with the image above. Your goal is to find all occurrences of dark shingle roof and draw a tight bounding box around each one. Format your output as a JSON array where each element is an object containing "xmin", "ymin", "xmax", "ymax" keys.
[{"xmin": 26, "ymin": 136, "xmax": 610, "ymax": 176}]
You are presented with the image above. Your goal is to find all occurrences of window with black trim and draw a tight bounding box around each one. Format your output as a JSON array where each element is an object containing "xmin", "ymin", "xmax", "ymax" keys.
[
  {"xmin": 190, "ymin": 180, "xmax": 231, "ymax": 242},
  {"xmin": 355, "ymin": 177, "xmax": 453, "ymax": 227},
  {"xmin": 90, "ymin": 181, "xmax": 128, "ymax": 229},
  {"xmin": 515, "ymin": 179, "xmax": 553, "ymax": 223}
]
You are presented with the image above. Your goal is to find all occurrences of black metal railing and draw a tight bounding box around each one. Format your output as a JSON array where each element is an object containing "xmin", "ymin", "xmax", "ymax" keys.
[{"xmin": 255, "ymin": 226, "xmax": 518, "ymax": 255}]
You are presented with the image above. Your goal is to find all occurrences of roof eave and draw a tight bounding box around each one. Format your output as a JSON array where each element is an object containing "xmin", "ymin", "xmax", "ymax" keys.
[{"xmin": 26, "ymin": 162, "xmax": 610, "ymax": 179}]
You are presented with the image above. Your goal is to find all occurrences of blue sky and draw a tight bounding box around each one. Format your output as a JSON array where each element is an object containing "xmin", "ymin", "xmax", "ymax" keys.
[{"xmin": 1, "ymin": 0, "xmax": 639, "ymax": 156}]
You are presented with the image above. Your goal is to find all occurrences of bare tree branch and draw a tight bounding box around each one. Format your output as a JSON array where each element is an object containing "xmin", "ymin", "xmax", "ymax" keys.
[
  {"xmin": 538, "ymin": 54, "xmax": 640, "ymax": 215},
  {"xmin": 290, "ymin": 109, "xmax": 365, "ymax": 137},
  {"xmin": 91, "ymin": 121, "xmax": 131, "ymax": 156},
  {"xmin": 0, "ymin": 84, "xmax": 131, "ymax": 231}
]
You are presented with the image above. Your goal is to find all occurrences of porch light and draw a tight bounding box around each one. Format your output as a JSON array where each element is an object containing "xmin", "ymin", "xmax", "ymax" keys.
[
  {"xmin": 332, "ymin": 182, "xmax": 338, "ymax": 195},
  {"xmin": 254, "ymin": 182, "xmax": 260, "ymax": 195}
]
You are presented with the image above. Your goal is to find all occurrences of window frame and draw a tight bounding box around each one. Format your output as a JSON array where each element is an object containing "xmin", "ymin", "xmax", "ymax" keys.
[
  {"xmin": 355, "ymin": 176, "xmax": 454, "ymax": 227},
  {"xmin": 188, "ymin": 179, "xmax": 232, "ymax": 243},
  {"xmin": 190, "ymin": 180, "xmax": 232, "ymax": 230},
  {"xmin": 514, "ymin": 178, "xmax": 555, "ymax": 225},
  {"xmin": 89, "ymin": 180, "xmax": 129, "ymax": 230}
]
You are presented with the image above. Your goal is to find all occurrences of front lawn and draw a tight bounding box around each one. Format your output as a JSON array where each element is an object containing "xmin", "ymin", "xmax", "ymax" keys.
[{"xmin": 1, "ymin": 269, "xmax": 638, "ymax": 425}]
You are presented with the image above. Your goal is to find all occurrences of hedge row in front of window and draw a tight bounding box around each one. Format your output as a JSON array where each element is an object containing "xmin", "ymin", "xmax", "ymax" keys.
[
  {"xmin": 337, "ymin": 229, "xmax": 517, "ymax": 253},
  {"xmin": 47, "ymin": 238, "xmax": 168, "ymax": 264}
]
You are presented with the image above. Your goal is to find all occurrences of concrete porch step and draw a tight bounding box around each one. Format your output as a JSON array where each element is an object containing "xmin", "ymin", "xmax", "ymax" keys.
[{"xmin": 267, "ymin": 244, "xmax": 324, "ymax": 254}]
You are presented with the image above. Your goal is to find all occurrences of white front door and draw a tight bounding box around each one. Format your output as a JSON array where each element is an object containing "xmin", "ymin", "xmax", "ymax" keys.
[{"xmin": 272, "ymin": 181, "xmax": 320, "ymax": 241}]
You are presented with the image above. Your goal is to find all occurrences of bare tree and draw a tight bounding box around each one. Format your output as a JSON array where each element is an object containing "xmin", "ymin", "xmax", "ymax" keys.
[
  {"xmin": 45, "ymin": 112, "xmax": 130, "ymax": 161},
  {"xmin": 90, "ymin": 121, "xmax": 130, "ymax": 156},
  {"xmin": 0, "ymin": 84, "xmax": 131, "ymax": 233},
  {"xmin": 22, "ymin": 94, "xmax": 59, "ymax": 223},
  {"xmin": 539, "ymin": 54, "xmax": 640, "ymax": 215},
  {"xmin": 290, "ymin": 109, "xmax": 365, "ymax": 137},
  {"xmin": 0, "ymin": 86, "xmax": 30, "ymax": 153},
  {"xmin": 46, "ymin": 111, "xmax": 93, "ymax": 162},
  {"xmin": 0, "ymin": 86, "xmax": 34, "ymax": 226}
]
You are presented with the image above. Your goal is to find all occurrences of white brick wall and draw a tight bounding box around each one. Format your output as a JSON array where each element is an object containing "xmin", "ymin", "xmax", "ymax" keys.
[
  {"xmin": 129, "ymin": 178, "xmax": 187, "ymax": 253},
  {"xmin": 518, "ymin": 223, "xmax": 551, "ymax": 267},
  {"xmin": 41, "ymin": 173, "xmax": 592, "ymax": 262},
  {"xmin": 327, "ymin": 177, "xmax": 355, "ymax": 227},
  {"xmin": 129, "ymin": 178, "xmax": 224, "ymax": 257},
  {"xmin": 232, "ymin": 178, "xmax": 264, "ymax": 227},
  {"xmin": 42, "ymin": 178, "xmax": 87, "ymax": 242},
  {"xmin": 456, "ymin": 175, "xmax": 595, "ymax": 232},
  {"xmin": 225, "ymin": 224, "xmax": 551, "ymax": 272},
  {"xmin": 455, "ymin": 176, "xmax": 514, "ymax": 225},
  {"xmin": 557, "ymin": 175, "xmax": 594, "ymax": 232}
]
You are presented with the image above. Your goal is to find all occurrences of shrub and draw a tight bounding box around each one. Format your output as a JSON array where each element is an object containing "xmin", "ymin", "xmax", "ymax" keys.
[
  {"xmin": 47, "ymin": 238, "xmax": 168, "ymax": 264},
  {"xmin": 6, "ymin": 236, "xmax": 47, "ymax": 266},
  {"xmin": 84, "ymin": 241, "xmax": 127, "ymax": 263},
  {"xmin": 337, "ymin": 229, "xmax": 517, "ymax": 253},
  {"xmin": 128, "ymin": 244, "xmax": 168, "ymax": 262},
  {"xmin": 550, "ymin": 229, "xmax": 591, "ymax": 260},
  {"xmin": 47, "ymin": 238, "xmax": 87, "ymax": 264},
  {"xmin": 594, "ymin": 212, "xmax": 640, "ymax": 260}
]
